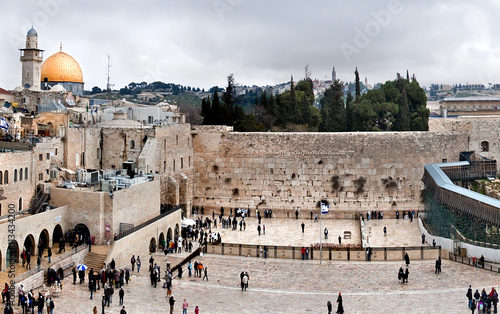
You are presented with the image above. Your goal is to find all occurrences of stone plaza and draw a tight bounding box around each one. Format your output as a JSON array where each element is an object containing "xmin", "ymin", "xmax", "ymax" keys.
[{"xmin": 5, "ymin": 217, "xmax": 497, "ymax": 313}]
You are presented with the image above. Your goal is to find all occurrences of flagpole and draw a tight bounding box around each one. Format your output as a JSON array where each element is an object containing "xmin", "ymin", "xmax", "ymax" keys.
[{"xmin": 320, "ymin": 203, "xmax": 322, "ymax": 265}]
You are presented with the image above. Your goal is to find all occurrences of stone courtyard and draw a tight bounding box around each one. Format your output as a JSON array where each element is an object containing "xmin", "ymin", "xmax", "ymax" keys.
[{"xmin": 4, "ymin": 218, "xmax": 495, "ymax": 313}]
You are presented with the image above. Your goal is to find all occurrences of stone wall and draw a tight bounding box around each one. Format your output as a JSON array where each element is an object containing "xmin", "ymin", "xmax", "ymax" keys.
[
  {"xmin": 154, "ymin": 124, "xmax": 194, "ymax": 210},
  {"xmin": 0, "ymin": 150, "xmax": 35, "ymax": 214},
  {"xmin": 101, "ymin": 127, "xmax": 148, "ymax": 170},
  {"xmin": 429, "ymin": 117, "xmax": 500, "ymax": 162},
  {"xmin": 50, "ymin": 187, "xmax": 107, "ymax": 244},
  {"xmin": 111, "ymin": 179, "xmax": 161, "ymax": 234},
  {"xmin": 192, "ymin": 128, "xmax": 469, "ymax": 216},
  {"xmin": 65, "ymin": 127, "xmax": 101, "ymax": 171}
]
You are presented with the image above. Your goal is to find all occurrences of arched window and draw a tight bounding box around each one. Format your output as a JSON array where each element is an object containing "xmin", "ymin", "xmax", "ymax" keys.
[
  {"xmin": 25, "ymin": 167, "xmax": 28, "ymax": 180},
  {"xmin": 481, "ymin": 141, "xmax": 490, "ymax": 152},
  {"xmin": 19, "ymin": 198, "xmax": 22, "ymax": 211},
  {"xmin": 130, "ymin": 140, "xmax": 135, "ymax": 149},
  {"xmin": 19, "ymin": 168, "xmax": 23, "ymax": 181},
  {"xmin": 0, "ymin": 171, "xmax": 2, "ymax": 185},
  {"xmin": 4, "ymin": 170, "xmax": 8, "ymax": 184},
  {"xmin": 14, "ymin": 169, "xmax": 17, "ymax": 182}
]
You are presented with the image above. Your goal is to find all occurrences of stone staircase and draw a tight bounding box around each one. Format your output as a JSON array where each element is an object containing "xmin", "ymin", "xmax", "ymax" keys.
[{"xmin": 83, "ymin": 246, "xmax": 111, "ymax": 272}]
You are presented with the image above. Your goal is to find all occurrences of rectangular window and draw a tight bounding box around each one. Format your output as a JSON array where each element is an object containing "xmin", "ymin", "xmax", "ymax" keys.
[
  {"xmin": 55, "ymin": 148, "xmax": 58, "ymax": 155},
  {"xmin": 442, "ymin": 159, "xmax": 447, "ymax": 163},
  {"xmin": 189, "ymin": 156, "xmax": 191, "ymax": 167},
  {"xmin": 39, "ymin": 154, "xmax": 43, "ymax": 161},
  {"xmin": 181, "ymin": 158, "xmax": 183, "ymax": 169},
  {"xmin": 38, "ymin": 173, "xmax": 43, "ymax": 181},
  {"xmin": 97, "ymin": 148, "xmax": 101, "ymax": 160},
  {"xmin": 46, "ymin": 153, "xmax": 50, "ymax": 160},
  {"xmin": 81, "ymin": 152, "xmax": 85, "ymax": 166},
  {"xmin": 173, "ymin": 160, "xmax": 175, "ymax": 172},
  {"xmin": 163, "ymin": 161, "xmax": 166, "ymax": 172}
]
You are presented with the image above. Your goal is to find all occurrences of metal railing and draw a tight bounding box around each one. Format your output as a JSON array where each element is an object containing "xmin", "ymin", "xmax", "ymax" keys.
[
  {"xmin": 449, "ymin": 252, "xmax": 500, "ymax": 273},
  {"xmin": 115, "ymin": 206, "xmax": 181, "ymax": 241}
]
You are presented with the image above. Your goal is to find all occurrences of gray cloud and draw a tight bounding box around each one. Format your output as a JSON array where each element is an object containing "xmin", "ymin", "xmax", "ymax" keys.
[{"xmin": 1, "ymin": 0, "xmax": 500, "ymax": 91}]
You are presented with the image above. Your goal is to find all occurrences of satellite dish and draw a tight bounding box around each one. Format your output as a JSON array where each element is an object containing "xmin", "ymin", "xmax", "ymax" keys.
[{"xmin": 24, "ymin": 84, "xmax": 30, "ymax": 88}]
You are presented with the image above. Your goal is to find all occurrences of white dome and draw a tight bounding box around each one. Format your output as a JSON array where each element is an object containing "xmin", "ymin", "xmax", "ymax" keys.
[
  {"xmin": 14, "ymin": 86, "xmax": 23, "ymax": 92},
  {"xmin": 50, "ymin": 85, "xmax": 66, "ymax": 92}
]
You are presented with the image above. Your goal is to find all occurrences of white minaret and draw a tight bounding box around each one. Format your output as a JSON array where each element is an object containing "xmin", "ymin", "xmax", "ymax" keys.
[{"xmin": 19, "ymin": 27, "xmax": 44, "ymax": 89}]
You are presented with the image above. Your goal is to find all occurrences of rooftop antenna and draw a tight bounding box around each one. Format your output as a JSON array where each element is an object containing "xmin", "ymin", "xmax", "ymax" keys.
[{"xmin": 106, "ymin": 53, "xmax": 114, "ymax": 108}]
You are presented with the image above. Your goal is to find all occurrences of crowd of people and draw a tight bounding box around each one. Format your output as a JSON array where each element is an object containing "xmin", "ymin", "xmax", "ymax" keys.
[{"xmin": 467, "ymin": 285, "xmax": 498, "ymax": 313}]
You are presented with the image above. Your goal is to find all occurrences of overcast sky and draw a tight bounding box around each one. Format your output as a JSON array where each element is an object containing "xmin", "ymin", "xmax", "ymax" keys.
[{"xmin": 2, "ymin": 0, "xmax": 500, "ymax": 91}]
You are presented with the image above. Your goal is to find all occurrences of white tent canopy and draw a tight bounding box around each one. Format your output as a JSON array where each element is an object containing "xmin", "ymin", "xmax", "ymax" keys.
[{"xmin": 182, "ymin": 218, "xmax": 196, "ymax": 227}]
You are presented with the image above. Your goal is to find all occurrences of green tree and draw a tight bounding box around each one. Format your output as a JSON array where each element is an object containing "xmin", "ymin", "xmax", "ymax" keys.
[
  {"xmin": 319, "ymin": 80, "xmax": 346, "ymax": 132},
  {"xmin": 211, "ymin": 89, "xmax": 222, "ymax": 125},
  {"xmin": 222, "ymin": 74, "xmax": 236, "ymax": 125},
  {"xmin": 355, "ymin": 67, "xmax": 361, "ymax": 101},
  {"xmin": 393, "ymin": 88, "xmax": 410, "ymax": 131},
  {"xmin": 345, "ymin": 92, "xmax": 353, "ymax": 131}
]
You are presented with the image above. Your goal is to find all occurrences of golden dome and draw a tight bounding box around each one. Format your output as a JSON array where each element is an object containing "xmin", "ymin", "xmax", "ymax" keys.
[{"xmin": 41, "ymin": 51, "xmax": 83, "ymax": 83}]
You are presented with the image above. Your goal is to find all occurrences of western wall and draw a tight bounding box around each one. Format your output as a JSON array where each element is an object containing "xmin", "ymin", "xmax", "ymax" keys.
[{"xmin": 192, "ymin": 126, "xmax": 469, "ymax": 217}]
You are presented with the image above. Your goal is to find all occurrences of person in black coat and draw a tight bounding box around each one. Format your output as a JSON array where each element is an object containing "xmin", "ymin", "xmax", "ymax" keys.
[
  {"xmin": 72, "ymin": 267, "xmax": 77, "ymax": 284},
  {"xmin": 336, "ymin": 292, "xmax": 344, "ymax": 314},
  {"xmin": 327, "ymin": 300, "xmax": 332, "ymax": 314},
  {"xmin": 405, "ymin": 253, "xmax": 410, "ymax": 266}
]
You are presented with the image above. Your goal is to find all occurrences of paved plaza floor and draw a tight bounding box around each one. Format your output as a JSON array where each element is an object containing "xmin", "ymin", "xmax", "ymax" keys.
[
  {"xmin": 8, "ymin": 255, "xmax": 500, "ymax": 313},
  {"xmin": 5, "ymin": 218, "xmax": 491, "ymax": 313}
]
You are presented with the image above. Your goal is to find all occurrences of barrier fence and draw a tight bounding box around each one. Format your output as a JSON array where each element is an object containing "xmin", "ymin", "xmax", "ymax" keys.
[{"xmin": 206, "ymin": 242, "xmax": 441, "ymax": 261}]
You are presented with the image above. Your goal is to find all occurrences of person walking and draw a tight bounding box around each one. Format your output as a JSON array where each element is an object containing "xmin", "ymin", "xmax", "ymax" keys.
[
  {"xmin": 301, "ymin": 247, "xmax": 305, "ymax": 260},
  {"xmin": 405, "ymin": 252, "xmax": 410, "ymax": 267},
  {"xmin": 383, "ymin": 226, "xmax": 387, "ymax": 237},
  {"xmin": 130, "ymin": 255, "xmax": 135, "ymax": 272},
  {"xmin": 101, "ymin": 296, "xmax": 106, "ymax": 314},
  {"xmin": 182, "ymin": 298, "xmax": 189, "ymax": 314},
  {"xmin": 257, "ymin": 225, "xmax": 261, "ymax": 236},
  {"xmin": 470, "ymin": 298, "xmax": 476, "ymax": 314},
  {"xmin": 242, "ymin": 273, "xmax": 249, "ymax": 291},
  {"xmin": 295, "ymin": 210, "xmax": 298, "ymax": 219},
  {"xmin": 47, "ymin": 247, "xmax": 52, "ymax": 264},
  {"xmin": 467, "ymin": 285, "xmax": 473, "ymax": 309},
  {"xmin": 421, "ymin": 233, "xmax": 425, "ymax": 244},
  {"xmin": 324, "ymin": 228, "xmax": 328, "ymax": 239},
  {"xmin": 301, "ymin": 222, "xmax": 305, "ymax": 233},
  {"xmin": 119, "ymin": 287, "xmax": 124, "ymax": 305},
  {"xmin": 433, "ymin": 239, "xmax": 436, "ymax": 249},
  {"xmin": 202, "ymin": 267, "xmax": 208, "ymax": 281},
  {"xmin": 338, "ymin": 235, "xmax": 341, "ymax": 245},
  {"xmin": 136, "ymin": 256, "xmax": 141, "ymax": 272},
  {"xmin": 336, "ymin": 292, "xmax": 344, "ymax": 314},
  {"xmin": 194, "ymin": 306, "xmax": 199, "ymax": 314},
  {"xmin": 327, "ymin": 300, "xmax": 332, "ymax": 314},
  {"xmin": 120, "ymin": 306, "xmax": 127, "ymax": 314},
  {"xmin": 169, "ymin": 295, "xmax": 175, "ymax": 314}
]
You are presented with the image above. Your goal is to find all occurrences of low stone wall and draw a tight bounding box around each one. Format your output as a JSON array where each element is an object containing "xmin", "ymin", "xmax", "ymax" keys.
[{"xmin": 13, "ymin": 247, "xmax": 88, "ymax": 297}]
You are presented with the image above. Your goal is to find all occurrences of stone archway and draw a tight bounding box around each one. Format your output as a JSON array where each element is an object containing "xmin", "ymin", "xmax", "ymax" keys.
[
  {"xmin": 174, "ymin": 224, "xmax": 180, "ymax": 238},
  {"xmin": 75, "ymin": 223, "xmax": 90, "ymax": 244},
  {"xmin": 24, "ymin": 234, "xmax": 35, "ymax": 256},
  {"xmin": 38, "ymin": 229, "xmax": 50, "ymax": 256},
  {"xmin": 52, "ymin": 224, "xmax": 63, "ymax": 250},
  {"xmin": 149, "ymin": 237, "xmax": 157, "ymax": 253},
  {"xmin": 159, "ymin": 232, "xmax": 165, "ymax": 251},
  {"xmin": 167, "ymin": 228, "xmax": 172, "ymax": 242},
  {"xmin": 6, "ymin": 240, "xmax": 19, "ymax": 267}
]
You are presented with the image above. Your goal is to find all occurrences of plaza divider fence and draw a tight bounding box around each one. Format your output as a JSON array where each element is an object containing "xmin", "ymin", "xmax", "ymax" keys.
[
  {"xmin": 448, "ymin": 252, "xmax": 500, "ymax": 273},
  {"xmin": 206, "ymin": 242, "xmax": 441, "ymax": 262}
]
